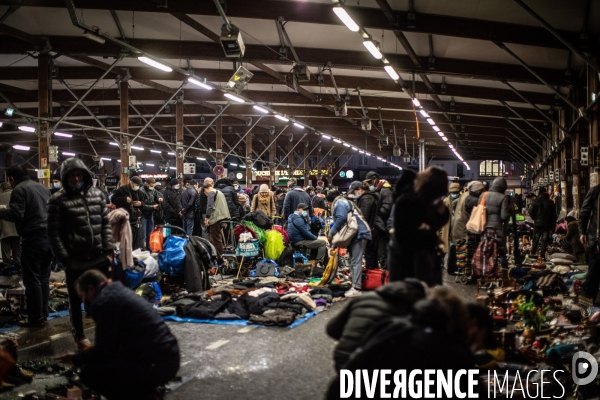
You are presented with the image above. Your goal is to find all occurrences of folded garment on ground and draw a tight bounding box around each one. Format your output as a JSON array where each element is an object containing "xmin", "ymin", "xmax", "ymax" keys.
[
  {"xmin": 249, "ymin": 309, "xmax": 297, "ymax": 327},
  {"xmin": 280, "ymin": 293, "xmax": 317, "ymax": 311},
  {"xmin": 550, "ymin": 253, "xmax": 576, "ymax": 261}
]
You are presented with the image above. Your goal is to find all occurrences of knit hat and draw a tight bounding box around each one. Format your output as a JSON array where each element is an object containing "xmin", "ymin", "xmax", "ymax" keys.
[
  {"xmin": 365, "ymin": 171, "xmax": 379, "ymax": 181},
  {"xmin": 449, "ymin": 182, "xmax": 461, "ymax": 194},
  {"xmin": 51, "ymin": 172, "xmax": 61, "ymax": 181},
  {"xmin": 297, "ymin": 203, "xmax": 309, "ymax": 210},
  {"xmin": 170, "ymin": 178, "xmax": 180, "ymax": 185},
  {"xmin": 349, "ymin": 181, "xmax": 363, "ymax": 192},
  {"xmin": 130, "ymin": 176, "xmax": 143, "ymax": 185},
  {"xmin": 467, "ymin": 181, "xmax": 484, "ymax": 193},
  {"xmin": 259, "ymin": 184, "xmax": 269, "ymax": 193}
]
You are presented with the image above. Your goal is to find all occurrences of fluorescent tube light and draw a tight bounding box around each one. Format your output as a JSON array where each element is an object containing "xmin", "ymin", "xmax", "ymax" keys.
[
  {"xmin": 150, "ymin": 150, "xmax": 162, "ymax": 154},
  {"xmin": 18, "ymin": 126, "xmax": 35, "ymax": 133},
  {"xmin": 352, "ymin": 147, "xmax": 358, "ymax": 151},
  {"xmin": 363, "ymin": 40, "xmax": 382, "ymax": 59},
  {"xmin": 412, "ymin": 98, "xmax": 421, "ymax": 107},
  {"xmin": 253, "ymin": 105, "xmax": 269, "ymax": 114},
  {"xmin": 169, "ymin": 167, "xmax": 176, "ymax": 170},
  {"xmin": 13, "ymin": 145, "xmax": 29, "ymax": 151},
  {"xmin": 83, "ymin": 31, "xmax": 105, "ymax": 44},
  {"xmin": 333, "ymin": 6, "xmax": 359, "ymax": 32},
  {"xmin": 101, "ymin": 157, "xmax": 111, "ymax": 161},
  {"xmin": 432, "ymin": 126, "xmax": 440, "ymax": 132},
  {"xmin": 293, "ymin": 122, "xmax": 304, "ymax": 129},
  {"xmin": 224, "ymin": 93, "xmax": 245, "ymax": 103},
  {"xmin": 109, "ymin": 142, "xmax": 119, "ymax": 146},
  {"xmin": 333, "ymin": 138, "xmax": 342, "ymax": 143},
  {"xmin": 230, "ymin": 163, "xmax": 238, "ymax": 166},
  {"xmin": 54, "ymin": 132, "xmax": 72, "ymax": 138},
  {"xmin": 437, "ymin": 131, "xmax": 444, "ymax": 137},
  {"xmin": 343, "ymin": 143, "xmax": 351, "ymax": 147},
  {"xmin": 146, "ymin": 163, "xmax": 155, "ymax": 166},
  {"xmin": 138, "ymin": 56, "xmax": 172, "ymax": 72},
  {"xmin": 188, "ymin": 77, "xmax": 212, "ymax": 90},
  {"xmin": 426, "ymin": 118, "xmax": 435, "ymax": 125},
  {"xmin": 168, "ymin": 152, "xmax": 175, "ymax": 155},
  {"xmin": 274, "ymin": 114, "xmax": 289, "ymax": 122},
  {"xmin": 384, "ymin": 65, "xmax": 399, "ymax": 80},
  {"xmin": 442, "ymin": 136, "xmax": 448, "ymax": 142},
  {"xmin": 197, "ymin": 157, "xmax": 206, "ymax": 161},
  {"xmin": 322, "ymin": 135, "xmax": 331, "ymax": 139},
  {"xmin": 62, "ymin": 152, "xmax": 76, "ymax": 156},
  {"xmin": 419, "ymin": 109, "xmax": 429, "ymax": 118},
  {"xmin": 359, "ymin": 150, "xmax": 365, "ymax": 154},
  {"xmin": 131, "ymin": 146, "xmax": 144, "ymax": 151}
]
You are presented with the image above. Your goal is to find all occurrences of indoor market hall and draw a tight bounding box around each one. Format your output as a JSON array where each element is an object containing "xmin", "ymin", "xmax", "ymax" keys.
[{"xmin": 0, "ymin": 0, "xmax": 599, "ymax": 399}]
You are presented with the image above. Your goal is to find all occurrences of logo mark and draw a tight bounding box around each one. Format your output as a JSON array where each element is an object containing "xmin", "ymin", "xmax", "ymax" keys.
[{"xmin": 572, "ymin": 351, "xmax": 598, "ymax": 385}]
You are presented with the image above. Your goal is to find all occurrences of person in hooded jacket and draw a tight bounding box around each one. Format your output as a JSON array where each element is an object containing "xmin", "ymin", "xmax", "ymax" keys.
[
  {"xmin": 528, "ymin": 186, "xmax": 557, "ymax": 259},
  {"xmin": 215, "ymin": 178, "xmax": 241, "ymax": 221},
  {"xmin": 452, "ymin": 181, "xmax": 485, "ymax": 271},
  {"xmin": 111, "ymin": 176, "xmax": 148, "ymax": 250},
  {"xmin": 46, "ymin": 158, "xmax": 114, "ymax": 350},
  {"xmin": 162, "ymin": 179, "xmax": 182, "ymax": 227},
  {"xmin": 0, "ymin": 182, "xmax": 20, "ymax": 274},
  {"xmin": 275, "ymin": 189, "xmax": 285, "ymax": 217},
  {"xmin": 363, "ymin": 171, "xmax": 394, "ymax": 270},
  {"xmin": 480, "ymin": 177, "xmax": 511, "ymax": 268}
]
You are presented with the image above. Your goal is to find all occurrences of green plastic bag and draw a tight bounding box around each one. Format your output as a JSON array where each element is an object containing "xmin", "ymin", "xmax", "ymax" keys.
[
  {"xmin": 264, "ymin": 230, "xmax": 285, "ymax": 261},
  {"xmin": 243, "ymin": 221, "xmax": 266, "ymax": 243}
]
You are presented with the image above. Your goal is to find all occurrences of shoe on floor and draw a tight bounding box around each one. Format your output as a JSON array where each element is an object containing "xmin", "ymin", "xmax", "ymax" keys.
[
  {"xmin": 18, "ymin": 317, "xmax": 47, "ymax": 328},
  {"xmin": 345, "ymin": 287, "xmax": 362, "ymax": 298},
  {"xmin": 76, "ymin": 337, "xmax": 93, "ymax": 351}
]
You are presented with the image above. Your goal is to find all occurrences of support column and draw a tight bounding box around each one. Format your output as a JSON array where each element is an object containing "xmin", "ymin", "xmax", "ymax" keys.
[
  {"xmin": 176, "ymin": 99, "xmax": 184, "ymax": 179},
  {"xmin": 246, "ymin": 131, "xmax": 252, "ymax": 186},
  {"xmin": 573, "ymin": 130, "xmax": 580, "ymax": 210},
  {"xmin": 216, "ymin": 115, "xmax": 223, "ymax": 175},
  {"xmin": 269, "ymin": 137, "xmax": 277, "ymax": 186},
  {"xmin": 590, "ymin": 57, "xmax": 599, "ymax": 147},
  {"xmin": 419, "ymin": 138, "xmax": 426, "ymax": 172},
  {"xmin": 38, "ymin": 53, "xmax": 50, "ymax": 187},
  {"xmin": 119, "ymin": 81, "xmax": 130, "ymax": 186}
]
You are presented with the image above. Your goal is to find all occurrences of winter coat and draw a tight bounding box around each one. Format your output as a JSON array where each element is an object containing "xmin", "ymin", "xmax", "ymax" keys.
[
  {"xmin": 215, "ymin": 179, "xmax": 241, "ymax": 220},
  {"xmin": 251, "ymin": 192, "xmax": 276, "ymax": 218},
  {"xmin": 528, "ymin": 193, "xmax": 557, "ymax": 229},
  {"xmin": 452, "ymin": 189, "xmax": 481, "ymax": 244},
  {"xmin": 312, "ymin": 194, "xmax": 326, "ymax": 210},
  {"xmin": 72, "ymin": 282, "xmax": 180, "ymax": 367},
  {"xmin": 0, "ymin": 189, "xmax": 18, "ymax": 239},
  {"xmin": 356, "ymin": 192, "xmax": 385, "ymax": 232},
  {"xmin": 375, "ymin": 180, "xmax": 394, "ymax": 222},
  {"xmin": 140, "ymin": 185, "xmax": 160, "ymax": 218},
  {"xmin": 330, "ymin": 197, "xmax": 372, "ymax": 243},
  {"xmin": 283, "ymin": 187, "xmax": 313, "ymax": 221},
  {"xmin": 440, "ymin": 195, "xmax": 459, "ymax": 253},
  {"xmin": 481, "ymin": 177, "xmax": 511, "ymax": 250},
  {"xmin": 179, "ymin": 186, "xmax": 197, "ymax": 219},
  {"xmin": 276, "ymin": 195, "xmax": 285, "ymax": 216},
  {"xmin": 163, "ymin": 186, "xmax": 182, "ymax": 223},
  {"xmin": 206, "ymin": 189, "xmax": 231, "ymax": 226},
  {"xmin": 579, "ymin": 184, "xmax": 600, "ymax": 254},
  {"xmin": 111, "ymin": 184, "xmax": 148, "ymax": 221},
  {"xmin": 287, "ymin": 213, "xmax": 317, "ymax": 244},
  {"xmin": 0, "ymin": 177, "xmax": 50, "ymax": 240},
  {"xmin": 326, "ymin": 280, "xmax": 426, "ymax": 369},
  {"xmin": 47, "ymin": 158, "xmax": 114, "ymax": 262}
]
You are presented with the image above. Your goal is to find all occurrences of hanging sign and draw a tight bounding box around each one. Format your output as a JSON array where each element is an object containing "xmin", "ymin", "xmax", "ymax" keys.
[
  {"xmin": 105, "ymin": 176, "xmax": 119, "ymax": 187},
  {"xmin": 49, "ymin": 146, "xmax": 58, "ymax": 163},
  {"xmin": 581, "ymin": 147, "xmax": 589, "ymax": 166},
  {"xmin": 213, "ymin": 165, "xmax": 225, "ymax": 176},
  {"xmin": 183, "ymin": 163, "xmax": 196, "ymax": 174},
  {"xmin": 37, "ymin": 169, "xmax": 50, "ymax": 179},
  {"xmin": 40, "ymin": 158, "xmax": 48, "ymax": 168},
  {"xmin": 128, "ymin": 156, "xmax": 137, "ymax": 170}
]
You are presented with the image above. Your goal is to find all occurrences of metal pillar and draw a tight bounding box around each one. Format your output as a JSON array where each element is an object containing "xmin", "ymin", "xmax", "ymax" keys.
[
  {"xmin": 176, "ymin": 99, "xmax": 184, "ymax": 178},
  {"xmin": 304, "ymin": 142, "xmax": 310, "ymax": 171},
  {"xmin": 419, "ymin": 138, "xmax": 425, "ymax": 172},
  {"xmin": 38, "ymin": 53, "xmax": 50, "ymax": 187},
  {"xmin": 246, "ymin": 129, "xmax": 252, "ymax": 186},
  {"xmin": 119, "ymin": 81, "xmax": 130, "ymax": 185},
  {"xmin": 590, "ymin": 61, "xmax": 599, "ymax": 146},
  {"xmin": 269, "ymin": 137, "xmax": 277, "ymax": 186},
  {"xmin": 215, "ymin": 116, "xmax": 223, "ymax": 171}
]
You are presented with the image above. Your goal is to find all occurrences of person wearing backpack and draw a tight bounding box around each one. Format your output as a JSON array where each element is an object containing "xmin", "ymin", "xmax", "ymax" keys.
[{"xmin": 327, "ymin": 190, "xmax": 372, "ymax": 298}]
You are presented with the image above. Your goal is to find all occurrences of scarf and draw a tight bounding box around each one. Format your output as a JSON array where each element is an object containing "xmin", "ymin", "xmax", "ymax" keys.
[{"xmin": 108, "ymin": 208, "xmax": 133, "ymax": 270}]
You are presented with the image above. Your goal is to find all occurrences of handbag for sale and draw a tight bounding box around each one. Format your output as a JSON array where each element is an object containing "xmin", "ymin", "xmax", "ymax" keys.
[
  {"xmin": 362, "ymin": 268, "xmax": 389, "ymax": 290},
  {"xmin": 236, "ymin": 239, "xmax": 260, "ymax": 257},
  {"xmin": 466, "ymin": 192, "xmax": 488, "ymax": 235},
  {"xmin": 253, "ymin": 259, "xmax": 279, "ymax": 277},
  {"xmin": 332, "ymin": 211, "xmax": 358, "ymax": 248}
]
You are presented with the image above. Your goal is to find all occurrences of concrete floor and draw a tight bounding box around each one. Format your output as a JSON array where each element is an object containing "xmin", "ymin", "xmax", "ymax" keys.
[{"xmin": 0, "ymin": 272, "xmax": 478, "ymax": 399}]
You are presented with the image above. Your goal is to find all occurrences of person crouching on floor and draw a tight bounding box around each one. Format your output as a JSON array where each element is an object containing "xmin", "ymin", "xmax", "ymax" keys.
[{"xmin": 56, "ymin": 270, "xmax": 180, "ymax": 400}]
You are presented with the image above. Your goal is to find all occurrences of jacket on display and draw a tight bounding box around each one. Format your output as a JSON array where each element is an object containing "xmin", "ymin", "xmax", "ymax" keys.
[
  {"xmin": 374, "ymin": 180, "xmax": 394, "ymax": 222},
  {"xmin": 276, "ymin": 195, "xmax": 285, "ymax": 216},
  {"xmin": 0, "ymin": 189, "xmax": 18, "ymax": 239},
  {"xmin": 46, "ymin": 158, "xmax": 114, "ymax": 262},
  {"xmin": 529, "ymin": 193, "xmax": 557, "ymax": 229},
  {"xmin": 481, "ymin": 177, "xmax": 511, "ymax": 250},
  {"xmin": 108, "ymin": 208, "xmax": 133, "ymax": 269},
  {"xmin": 282, "ymin": 187, "xmax": 313, "ymax": 221},
  {"xmin": 179, "ymin": 186, "xmax": 197, "ymax": 219},
  {"xmin": 579, "ymin": 184, "xmax": 600, "ymax": 254},
  {"xmin": 0, "ymin": 176, "xmax": 51, "ymax": 240},
  {"xmin": 287, "ymin": 213, "xmax": 317, "ymax": 244},
  {"xmin": 215, "ymin": 179, "xmax": 241, "ymax": 219}
]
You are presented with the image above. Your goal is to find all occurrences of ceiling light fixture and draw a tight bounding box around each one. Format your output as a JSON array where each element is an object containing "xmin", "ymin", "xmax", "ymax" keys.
[
  {"xmin": 437, "ymin": 131, "xmax": 444, "ymax": 137},
  {"xmin": 83, "ymin": 30, "xmax": 105, "ymax": 44},
  {"xmin": 274, "ymin": 114, "xmax": 289, "ymax": 122},
  {"xmin": 419, "ymin": 109, "xmax": 429, "ymax": 118},
  {"xmin": 253, "ymin": 105, "xmax": 269, "ymax": 114},
  {"xmin": 146, "ymin": 163, "xmax": 155, "ymax": 166},
  {"xmin": 224, "ymin": 93, "xmax": 245, "ymax": 103},
  {"xmin": 230, "ymin": 163, "xmax": 238, "ymax": 166},
  {"xmin": 188, "ymin": 77, "xmax": 213, "ymax": 90},
  {"xmin": 432, "ymin": 126, "xmax": 440, "ymax": 132},
  {"xmin": 101, "ymin": 157, "xmax": 111, "ymax": 161},
  {"xmin": 18, "ymin": 126, "xmax": 35, "ymax": 133},
  {"xmin": 343, "ymin": 143, "xmax": 351, "ymax": 147},
  {"xmin": 109, "ymin": 142, "xmax": 119, "ymax": 146},
  {"xmin": 333, "ymin": 5, "xmax": 359, "ymax": 32},
  {"xmin": 168, "ymin": 152, "xmax": 175, "ymax": 155},
  {"xmin": 293, "ymin": 122, "xmax": 304, "ymax": 129},
  {"xmin": 13, "ymin": 145, "xmax": 30, "ymax": 151},
  {"xmin": 441, "ymin": 136, "xmax": 448, "ymax": 142},
  {"xmin": 359, "ymin": 150, "xmax": 365, "ymax": 154},
  {"xmin": 412, "ymin": 98, "xmax": 421, "ymax": 107},
  {"xmin": 384, "ymin": 65, "xmax": 400, "ymax": 80},
  {"xmin": 322, "ymin": 134, "xmax": 331, "ymax": 139},
  {"xmin": 426, "ymin": 118, "xmax": 435, "ymax": 126},
  {"xmin": 169, "ymin": 166, "xmax": 176, "ymax": 170},
  {"xmin": 138, "ymin": 56, "xmax": 172, "ymax": 72},
  {"xmin": 197, "ymin": 157, "xmax": 206, "ymax": 161},
  {"xmin": 131, "ymin": 146, "xmax": 144, "ymax": 151},
  {"xmin": 62, "ymin": 152, "xmax": 76, "ymax": 156},
  {"xmin": 351, "ymin": 146, "xmax": 358, "ymax": 151},
  {"xmin": 54, "ymin": 132, "xmax": 72, "ymax": 138},
  {"xmin": 150, "ymin": 150, "xmax": 162, "ymax": 154},
  {"xmin": 363, "ymin": 39, "xmax": 383, "ymax": 59},
  {"xmin": 333, "ymin": 138, "xmax": 342, "ymax": 143}
]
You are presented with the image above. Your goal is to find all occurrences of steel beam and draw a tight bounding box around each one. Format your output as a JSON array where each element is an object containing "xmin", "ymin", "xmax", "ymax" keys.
[
  {"xmin": 500, "ymin": 100, "xmax": 549, "ymax": 140},
  {"xmin": 184, "ymin": 104, "xmax": 230, "ymax": 155},
  {"xmin": 223, "ymin": 116, "xmax": 264, "ymax": 160},
  {"xmin": 505, "ymin": 120, "xmax": 545, "ymax": 151}
]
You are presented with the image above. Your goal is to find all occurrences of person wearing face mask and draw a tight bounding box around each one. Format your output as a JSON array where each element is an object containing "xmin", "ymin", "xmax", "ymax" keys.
[
  {"xmin": 139, "ymin": 178, "xmax": 163, "ymax": 251},
  {"xmin": 111, "ymin": 176, "xmax": 147, "ymax": 250},
  {"xmin": 287, "ymin": 203, "xmax": 328, "ymax": 266},
  {"xmin": 163, "ymin": 179, "xmax": 183, "ymax": 228},
  {"xmin": 440, "ymin": 182, "xmax": 461, "ymax": 271},
  {"xmin": 47, "ymin": 158, "xmax": 114, "ymax": 350},
  {"xmin": 363, "ymin": 171, "xmax": 394, "ymax": 270},
  {"xmin": 0, "ymin": 164, "xmax": 52, "ymax": 327},
  {"xmin": 55, "ymin": 270, "xmax": 180, "ymax": 400},
  {"xmin": 50, "ymin": 172, "xmax": 62, "ymax": 195}
]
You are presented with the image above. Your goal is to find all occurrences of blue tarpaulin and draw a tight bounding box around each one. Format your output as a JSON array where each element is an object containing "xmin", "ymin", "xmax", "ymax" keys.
[{"xmin": 163, "ymin": 311, "xmax": 320, "ymax": 329}]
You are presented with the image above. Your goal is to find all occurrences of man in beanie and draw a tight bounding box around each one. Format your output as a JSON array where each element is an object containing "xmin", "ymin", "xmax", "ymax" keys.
[
  {"xmin": 283, "ymin": 178, "xmax": 313, "ymax": 222},
  {"xmin": 287, "ymin": 203, "xmax": 327, "ymax": 265},
  {"xmin": 441, "ymin": 182, "xmax": 461, "ymax": 271},
  {"xmin": 47, "ymin": 158, "xmax": 114, "ymax": 349},
  {"xmin": 140, "ymin": 177, "xmax": 162, "ymax": 250},
  {"xmin": 528, "ymin": 186, "xmax": 556, "ymax": 259},
  {"xmin": 363, "ymin": 171, "xmax": 394, "ymax": 269},
  {"xmin": 251, "ymin": 184, "xmax": 276, "ymax": 218},
  {"xmin": 163, "ymin": 179, "xmax": 182, "ymax": 227},
  {"xmin": 50, "ymin": 172, "xmax": 62, "ymax": 195},
  {"xmin": 111, "ymin": 176, "xmax": 147, "ymax": 249}
]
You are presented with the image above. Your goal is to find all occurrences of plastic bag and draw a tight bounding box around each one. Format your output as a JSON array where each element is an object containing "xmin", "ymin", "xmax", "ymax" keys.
[
  {"xmin": 143, "ymin": 256, "xmax": 159, "ymax": 279},
  {"xmin": 264, "ymin": 230, "xmax": 285, "ymax": 260},
  {"xmin": 243, "ymin": 221, "xmax": 266, "ymax": 243},
  {"xmin": 124, "ymin": 262, "xmax": 146, "ymax": 289},
  {"xmin": 149, "ymin": 228, "xmax": 164, "ymax": 253},
  {"xmin": 293, "ymin": 252, "xmax": 309, "ymax": 265},
  {"xmin": 158, "ymin": 235, "xmax": 188, "ymax": 276}
]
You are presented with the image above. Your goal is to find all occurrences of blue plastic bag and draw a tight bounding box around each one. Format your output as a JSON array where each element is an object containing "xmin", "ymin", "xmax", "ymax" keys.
[
  {"xmin": 124, "ymin": 261, "xmax": 146, "ymax": 289},
  {"xmin": 149, "ymin": 281, "xmax": 163, "ymax": 301},
  {"xmin": 293, "ymin": 252, "xmax": 309, "ymax": 265},
  {"xmin": 158, "ymin": 236, "xmax": 188, "ymax": 276}
]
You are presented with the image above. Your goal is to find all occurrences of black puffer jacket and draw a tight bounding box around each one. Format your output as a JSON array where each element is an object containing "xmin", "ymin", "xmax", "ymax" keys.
[
  {"xmin": 140, "ymin": 185, "xmax": 160, "ymax": 218},
  {"xmin": 162, "ymin": 185, "xmax": 182, "ymax": 224},
  {"xmin": 376, "ymin": 181, "xmax": 394, "ymax": 222},
  {"xmin": 528, "ymin": 192, "xmax": 557, "ymax": 229},
  {"xmin": 326, "ymin": 280, "xmax": 426, "ymax": 369},
  {"xmin": 47, "ymin": 158, "xmax": 114, "ymax": 261},
  {"xmin": 215, "ymin": 179, "xmax": 240, "ymax": 219},
  {"xmin": 357, "ymin": 192, "xmax": 386, "ymax": 232},
  {"xmin": 481, "ymin": 177, "xmax": 511, "ymax": 250},
  {"xmin": 579, "ymin": 184, "xmax": 600, "ymax": 254}
]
